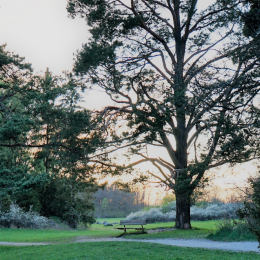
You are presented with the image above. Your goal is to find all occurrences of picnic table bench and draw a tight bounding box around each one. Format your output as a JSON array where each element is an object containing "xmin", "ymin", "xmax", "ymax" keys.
[{"xmin": 115, "ymin": 220, "xmax": 146, "ymax": 233}]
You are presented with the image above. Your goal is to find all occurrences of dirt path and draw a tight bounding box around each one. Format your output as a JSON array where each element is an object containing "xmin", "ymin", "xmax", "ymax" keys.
[{"xmin": 0, "ymin": 237, "xmax": 259, "ymax": 253}]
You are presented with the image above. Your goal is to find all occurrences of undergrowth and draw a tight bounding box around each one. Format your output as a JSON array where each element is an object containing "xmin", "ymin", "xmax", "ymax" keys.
[{"xmin": 208, "ymin": 219, "xmax": 256, "ymax": 241}]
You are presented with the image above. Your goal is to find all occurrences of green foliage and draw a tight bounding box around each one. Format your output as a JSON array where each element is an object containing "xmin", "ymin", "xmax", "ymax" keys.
[
  {"xmin": 194, "ymin": 201, "xmax": 211, "ymax": 208},
  {"xmin": 101, "ymin": 198, "xmax": 108, "ymax": 210},
  {"xmin": 161, "ymin": 193, "xmax": 176, "ymax": 206},
  {"xmin": 208, "ymin": 219, "xmax": 256, "ymax": 242},
  {"xmin": 242, "ymin": 0, "xmax": 260, "ymax": 38},
  {"xmin": 0, "ymin": 46, "xmax": 108, "ymax": 228},
  {"xmin": 37, "ymin": 175, "xmax": 96, "ymax": 228},
  {"xmin": 161, "ymin": 193, "xmax": 176, "ymax": 213},
  {"xmin": 142, "ymin": 205, "xmax": 160, "ymax": 212}
]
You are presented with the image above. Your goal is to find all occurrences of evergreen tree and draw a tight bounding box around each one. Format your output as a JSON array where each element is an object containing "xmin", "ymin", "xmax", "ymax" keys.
[
  {"xmin": 242, "ymin": 0, "xmax": 260, "ymax": 37},
  {"xmin": 0, "ymin": 46, "xmax": 105, "ymax": 226},
  {"xmin": 67, "ymin": 0, "xmax": 260, "ymax": 228}
]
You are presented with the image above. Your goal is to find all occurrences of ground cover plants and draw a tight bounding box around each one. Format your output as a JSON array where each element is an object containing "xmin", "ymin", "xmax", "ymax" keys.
[{"xmin": 0, "ymin": 241, "xmax": 259, "ymax": 260}]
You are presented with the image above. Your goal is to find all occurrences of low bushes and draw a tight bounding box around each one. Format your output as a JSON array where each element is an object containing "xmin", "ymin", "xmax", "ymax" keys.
[
  {"xmin": 0, "ymin": 204, "xmax": 50, "ymax": 229},
  {"xmin": 126, "ymin": 207, "xmax": 174, "ymax": 223},
  {"xmin": 208, "ymin": 219, "xmax": 256, "ymax": 241},
  {"xmin": 126, "ymin": 202, "xmax": 242, "ymax": 223},
  {"xmin": 191, "ymin": 203, "xmax": 240, "ymax": 221},
  {"xmin": 237, "ymin": 177, "xmax": 260, "ymax": 246}
]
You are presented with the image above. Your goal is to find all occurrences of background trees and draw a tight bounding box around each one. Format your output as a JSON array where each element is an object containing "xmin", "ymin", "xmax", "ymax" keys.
[
  {"xmin": 94, "ymin": 184, "xmax": 149, "ymax": 217},
  {"xmin": 0, "ymin": 45, "xmax": 106, "ymax": 227},
  {"xmin": 67, "ymin": 0, "xmax": 260, "ymax": 228}
]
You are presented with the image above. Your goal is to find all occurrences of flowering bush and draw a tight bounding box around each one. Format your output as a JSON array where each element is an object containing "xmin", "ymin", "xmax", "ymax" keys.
[
  {"xmin": 0, "ymin": 204, "xmax": 50, "ymax": 229},
  {"xmin": 126, "ymin": 203, "xmax": 242, "ymax": 223},
  {"xmin": 190, "ymin": 203, "xmax": 241, "ymax": 221},
  {"xmin": 126, "ymin": 207, "xmax": 175, "ymax": 223}
]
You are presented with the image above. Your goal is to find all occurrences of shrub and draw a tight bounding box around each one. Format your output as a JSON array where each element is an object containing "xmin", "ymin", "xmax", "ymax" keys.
[
  {"xmin": 126, "ymin": 207, "xmax": 175, "ymax": 223},
  {"xmin": 237, "ymin": 177, "xmax": 260, "ymax": 246},
  {"xmin": 190, "ymin": 203, "xmax": 241, "ymax": 221},
  {"xmin": 0, "ymin": 203, "xmax": 50, "ymax": 229},
  {"xmin": 208, "ymin": 219, "xmax": 256, "ymax": 241},
  {"xmin": 126, "ymin": 203, "xmax": 241, "ymax": 223}
]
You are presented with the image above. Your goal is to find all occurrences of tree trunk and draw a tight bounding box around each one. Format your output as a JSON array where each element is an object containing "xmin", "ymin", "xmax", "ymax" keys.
[{"xmin": 175, "ymin": 195, "xmax": 191, "ymax": 229}]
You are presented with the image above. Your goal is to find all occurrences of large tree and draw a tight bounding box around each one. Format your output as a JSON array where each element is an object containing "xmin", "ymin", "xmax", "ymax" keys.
[{"xmin": 67, "ymin": 0, "xmax": 260, "ymax": 229}]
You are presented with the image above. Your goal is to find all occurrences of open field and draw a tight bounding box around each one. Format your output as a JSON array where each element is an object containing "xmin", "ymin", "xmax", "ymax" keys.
[{"xmin": 0, "ymin": 241, "xmax": 260, "ymax": 260}]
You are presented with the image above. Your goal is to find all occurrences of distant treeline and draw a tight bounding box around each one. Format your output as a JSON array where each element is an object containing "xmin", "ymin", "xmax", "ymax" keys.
[{"xmin": 94, "ymin": 184, "xmax": 151, "ymax": 218}]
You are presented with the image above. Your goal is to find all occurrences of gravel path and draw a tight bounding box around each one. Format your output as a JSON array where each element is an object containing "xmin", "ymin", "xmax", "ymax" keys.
[{"xmin": 0, "ymin": 238, "xmax": 259, "ymax": 253}]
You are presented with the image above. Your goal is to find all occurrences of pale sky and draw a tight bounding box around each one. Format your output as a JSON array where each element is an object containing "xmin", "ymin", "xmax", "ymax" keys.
[
  {"xmin": 0, "ymin": 0, "xmax": 89, "ymax": 75},
  {"xmin": 0, "ymin": 0, "xmax": 114, "ymax": 109}
]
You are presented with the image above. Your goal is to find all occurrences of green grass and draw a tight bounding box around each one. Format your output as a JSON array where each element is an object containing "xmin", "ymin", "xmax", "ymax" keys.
[
  {"xmin": 0, "ymin": 219, "xmax": 256, "ymax": 243},
  {"xmin": 0, "ymin": 242, "xmax": 259, "ymax": 260},
  {"xmin": 0, "ymin": 219, "xmax": 218, "ymax": 242},
  {"xmin": 123, "ymin": 220, "xmax": 218, "ymax": 240},
  {"xmin": 0, "ymin": 219, "xmax": 259, "ymax": 260},
  {"xmin": 0, "ymin": 218, "xmax": 125, "ymax": 242},
  {"xmin": 0, "ymin": 227, "xmax": 122, "ymax": 243}
]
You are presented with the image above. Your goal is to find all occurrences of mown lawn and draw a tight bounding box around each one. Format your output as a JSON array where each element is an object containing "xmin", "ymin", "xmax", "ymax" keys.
[
  {"xmin": 0, "ymin": 218, "xmax": 256, "ymax": 242},
  {"xmin": 0, "ymin": 242, "xmax": 259, "ymax": 260},
  {"xmin": 0, "ymin": 219, "xmax": 259, "ymax": 260},
  {"xmin": 0, "ymin": 219, "xmax": 218, "ymax": 243},
  {"xmin": 124, "ymin": 220, "xmax": 218, "ymax": 240},
  {"xmin": 0, "ymin": 226, "xmax": 122, "ymax": 243}
]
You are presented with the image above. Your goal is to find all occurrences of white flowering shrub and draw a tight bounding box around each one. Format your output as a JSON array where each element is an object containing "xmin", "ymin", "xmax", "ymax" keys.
[
  {"xmin": 126, "ymin": 207, "xmax": 175, "ymax": 223},
  {"xmin": 126, "ymin": 203, "xmax": 241, "ymax": 223},
  {"xmin": 190, "ymin": 203, "xmax": 241, "ymax": 221},
  {"xmin": 0, "ymin": 204, "xmax": 50, "ymax": 229}
]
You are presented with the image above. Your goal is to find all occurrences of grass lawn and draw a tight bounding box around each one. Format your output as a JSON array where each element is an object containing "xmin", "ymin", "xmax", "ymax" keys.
[
  {"xmin": 0, "ymin": 219, "xmax": 259, "ymax": 260},
  {"xmin": 120, "ymin": 220, "xmax": 218, "ymax": 240},
  {"xmin": 0, "ymin": 242, "xmax": 259, "ymax": 260},
  {"xmin": 0, "ymin": 218, "xmax": 256, "ymax": 243},
  {"xmin": 0, "ymin": 227, "xmax": 122, "ymax": 243},
  {"xmin": 0, "ymin": 219, "xmax": 218, "ymax": 243}
]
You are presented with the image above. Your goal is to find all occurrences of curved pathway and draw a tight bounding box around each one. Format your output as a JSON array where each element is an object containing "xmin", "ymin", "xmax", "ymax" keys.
[{"xmin": 0, "ymin": 237, "xmax": 259, "ymax": 253}]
